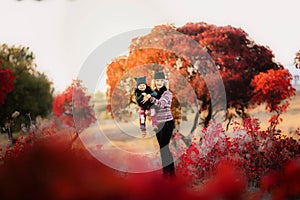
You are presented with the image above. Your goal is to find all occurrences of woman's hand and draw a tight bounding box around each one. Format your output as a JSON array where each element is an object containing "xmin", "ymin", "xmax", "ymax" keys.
[{"xmin": 141, "ymin": 94, "xmax": 151, "ymax": 104}]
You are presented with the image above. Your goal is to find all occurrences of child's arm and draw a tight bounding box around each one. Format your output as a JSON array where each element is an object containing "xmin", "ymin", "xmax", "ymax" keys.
[
  {"xmin": 135, "ymin": 91, "xmax": 146, "ymax": 104},
  {"xmin": 135, "ymin": 93, "xmax": 143, "ymax": 103}
]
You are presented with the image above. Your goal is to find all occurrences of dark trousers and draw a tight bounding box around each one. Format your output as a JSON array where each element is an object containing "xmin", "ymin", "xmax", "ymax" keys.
[{"xmin": 155, "ymin": 120, "xmax": 175, "ymax": 177}]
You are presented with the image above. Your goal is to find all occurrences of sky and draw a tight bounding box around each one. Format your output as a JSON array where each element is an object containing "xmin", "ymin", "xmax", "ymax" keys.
[{"xmin": 1, "ymin": 0, "xmax": 300, "ymax": 93}]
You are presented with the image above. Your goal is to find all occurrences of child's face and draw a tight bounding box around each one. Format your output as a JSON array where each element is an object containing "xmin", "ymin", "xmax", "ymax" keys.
[{"xmin": 138, "ymin": 83, "xmax": 146, "ymax": 91}]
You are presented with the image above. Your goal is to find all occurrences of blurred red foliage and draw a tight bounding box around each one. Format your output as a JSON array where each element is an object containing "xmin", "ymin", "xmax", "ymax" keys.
[
  {"xmin": 52, "ymin": 79, "xmax": 96, "ymax": 133},
  {"xmin": 0, "ymin": 121, "xmax": 299, "ymax": 199},
  {"xmin": 0, "ymin": 68, "xmax": 15, "ymax": 104},
  {"xmin": 176, "ymin": 118, "xmax": 300, "ymax": 190}
]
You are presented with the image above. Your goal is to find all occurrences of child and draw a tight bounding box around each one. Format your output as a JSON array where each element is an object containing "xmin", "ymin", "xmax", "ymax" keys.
[{"xmin": 134, "ymin": 76, "xmax": 158, "ymax": 136}]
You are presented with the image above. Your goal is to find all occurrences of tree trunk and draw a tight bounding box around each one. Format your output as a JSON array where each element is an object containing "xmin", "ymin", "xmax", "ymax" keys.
[
  {"xmin": 204, "ymin": 101, "xmax": 212, "ymax": 128},
  {"xmin": 69, "ymin": 132, "xmax": 79, "ymax": 149},
  {"xmin": 226, "ymin": 117, "xmax": 231, "ymax": 131},
  {"xmin": 7, "ymin": 127, "xmax": 14, "ymax": 145},
  {"xmin": 190, "ymin": 111, "xmax": 199, "ymax": 134}
]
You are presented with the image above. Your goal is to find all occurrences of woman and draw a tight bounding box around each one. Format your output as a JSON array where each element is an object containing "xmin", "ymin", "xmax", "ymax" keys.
[{"xmin": 141, "ymin": 71, "xmax": 175, "ymax": 177}]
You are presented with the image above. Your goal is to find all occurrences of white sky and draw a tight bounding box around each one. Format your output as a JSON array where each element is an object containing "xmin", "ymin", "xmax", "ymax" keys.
[{"xmin": 1, "ymin": 0, "xmax": 300, "ymax": 93}]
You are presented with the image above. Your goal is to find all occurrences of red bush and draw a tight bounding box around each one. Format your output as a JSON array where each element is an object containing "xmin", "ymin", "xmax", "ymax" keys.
[
  {"xmin": 0, "ymin": 68, "xmax": 15, "ymax": 104},
  {"xmin": 176, "ymin": 119, "xmax": 300, "ymax": 187}
]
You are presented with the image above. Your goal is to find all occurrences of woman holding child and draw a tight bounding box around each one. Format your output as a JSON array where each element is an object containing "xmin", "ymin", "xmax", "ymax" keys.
[{"xmin": 140, "ymin": 71, "xmax": 175, "ymax": 177}]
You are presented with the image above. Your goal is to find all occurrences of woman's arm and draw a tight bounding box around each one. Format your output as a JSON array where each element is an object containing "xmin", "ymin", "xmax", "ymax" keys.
[
  {"xmin": 145, "ymin": 86, "xmax": 157, "ymax": 97},
  {"xmin": 150, "ymin": 90, "xmax": 157, "ymax": 97},
  {"xmin": 150, "ymin": 91, "xmax": 172, "ymax": 108}
]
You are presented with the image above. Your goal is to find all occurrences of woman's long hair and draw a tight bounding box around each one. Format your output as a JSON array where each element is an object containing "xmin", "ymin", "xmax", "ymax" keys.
[
  {"xmin": 152, "ymin": 79, "xmax": 172, "ymax": 99},
  {"xmin": 155, "ymin": 85, "xmax": 168, "ymax": 99}
]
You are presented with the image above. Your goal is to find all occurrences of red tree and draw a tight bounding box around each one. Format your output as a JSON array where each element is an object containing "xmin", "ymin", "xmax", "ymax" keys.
[
  {"xmin": 251, "ymin": 69, "xmax": 295, "ymax": 131},
  {"xmin": 0, "ymin": 67, "xmax": 15, "ymax": 105},
  {"xmin": 52, "ymin": 80, "xmax": 96, "ymax": 144},
  {"xmin": 177, "ymin": 22, "xmax": 284, "ymax": 123},
  {"xmin": 106, "ymin": 22, "xmax": 291, "ymax": 129},
  {"xmin": 106, "ymin": 25, "xmax": 209, "ymax": 126},
  {"xmin": 294, "ymin": 50, "xmax": 300, "ymax": 69}
]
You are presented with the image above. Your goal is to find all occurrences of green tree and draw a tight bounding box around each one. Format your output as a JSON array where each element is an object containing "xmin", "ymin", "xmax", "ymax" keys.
[{"xmin": 0, "ymin": 44, "xmax": 54, "ymax": 131}]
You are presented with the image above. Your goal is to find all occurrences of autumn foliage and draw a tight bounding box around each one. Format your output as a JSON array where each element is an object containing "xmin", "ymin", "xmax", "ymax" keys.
[
  {"xmin": 0, "ymin": 117, "xmax": 300, "ymax": 199},
  {"xmin": 52, "ymin": 79, "xmax": 96, "ymax": 132},
  {"xmin": 251, "ymin": 69, "xmax": 296, "ymax": 131},
  {"xmin": 0, "ymin": 55, "xmax": 15, "ymax": 105},
  {"xmin": 1, "ymin": 22, "xmax": 300, "ymax": 199},
  {"xmin": 175, "ymin": 119, "xmax": 300, "ymax": 191},
  {"xmin": 105, "ymin": 22, "xmax": 295, "ymax": 128},
  {"xmin": 0, "ymin": 44, "xmax": 53, "ymax": 128},
  {"xmin": 0, "ymin": 131, "xmax": 210, "ymax": 199},
  {"xmin": 0, "ymin": 68, "xmax": 15, "ymax": 104},
  {"xmin": 295, "ymin": 49, "xmax": 300, "ymax": 69},
  {"xmin": 251, "ymin": 69, "xmax": 295, "ymax": 112}
]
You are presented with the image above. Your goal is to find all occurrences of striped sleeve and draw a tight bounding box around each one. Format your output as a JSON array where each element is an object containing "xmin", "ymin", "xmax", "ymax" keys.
[{"xmin": 150, "ymin": 91, "xmax": 172, "ymax": 108}]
